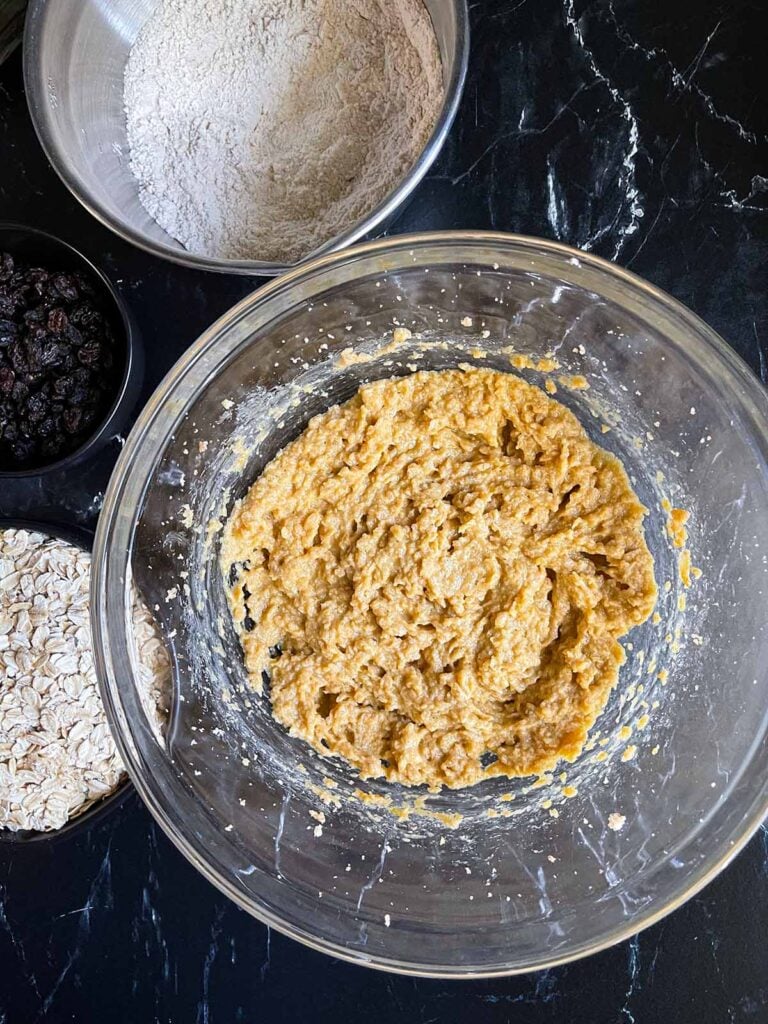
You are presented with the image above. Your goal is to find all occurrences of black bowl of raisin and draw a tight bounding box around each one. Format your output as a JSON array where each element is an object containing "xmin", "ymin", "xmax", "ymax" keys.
[{"xmin": 0, "ymin": 224, "xmax": 141, "ymax": 475}]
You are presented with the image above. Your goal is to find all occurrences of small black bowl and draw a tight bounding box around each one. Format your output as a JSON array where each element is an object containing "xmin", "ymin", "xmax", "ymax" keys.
[
  {"xmin": 0, "ymin": 518, "xmax": 132, "ymax": 844},
  {"xmin": 0, "ymin": 223, "xmax": 143, "ymax": 478}
]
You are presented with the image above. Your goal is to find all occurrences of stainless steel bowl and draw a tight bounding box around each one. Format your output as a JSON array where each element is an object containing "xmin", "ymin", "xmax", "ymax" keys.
[{"xmin": 22, "ymin": 0, "xmax": 469, "ymax": 276}]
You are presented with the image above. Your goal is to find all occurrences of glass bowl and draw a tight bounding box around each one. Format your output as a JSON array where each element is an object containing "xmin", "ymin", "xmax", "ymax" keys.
[{"xmin": 92, "ymin": 233, "xmax": 768, "ymax": 977}]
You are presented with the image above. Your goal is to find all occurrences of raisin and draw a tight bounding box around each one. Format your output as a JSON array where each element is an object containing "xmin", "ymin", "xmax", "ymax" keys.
[
  {"xmin": 11, "ymin": 380, "xmax": 29, "ymax": 403},
  {"xmin": 78, "ymin": 342, "xmax": 101, "ymax": 367},
  {"xmin": 47, "ymin": 308, "xmax": 68, "ymax": 332},
  {"xmin": 52, "ymin": 274, "xmax": 79, "ymax": 302},
  {"xmin": 52, "ymin": 375, "xmax": 73, "ymax": 400},
  {"xmin": 8, "ymin": 340, "xmax": 29, "ymax": 375},
  {"xmin": 37, "ymin": 415, "xmax": 57, "ymax": 438},
  {"xmin": 65, "ymin": 325, "xmax": 84, "ymax": 347},
  {"xmin": 40, "ymin": 342, "xmax": 67, "ymax": 369},
  {"xmin": 70, "ymin": 382, "xmax": 89, "ymax": 405},
  {"xmin": 0, "ymin": 249, "xmax": 121, "ymax": 469},
  {"xmin": 73, "ymin": 306, "xmax": 103, "ymax": 331},
  {"xmin": 0, "ymin": 319, "xmax": 18, "ymax": 344},
  {"xmin": 25, "ymin": 391, "xmax": 48, "ymax": 423},
  {"xmin": 62, "ymin": 406, "xmax": 84, "ymax": 434}
]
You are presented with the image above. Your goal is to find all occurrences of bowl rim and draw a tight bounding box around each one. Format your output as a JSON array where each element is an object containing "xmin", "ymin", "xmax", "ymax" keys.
[
  {"xmin": 21, "ymin": 0, "xmax": 470, "ymax": 277},
  {"xmin": 93, "ymin": 231, "xmax": 768, "ymax": 977},
  {"xmin": 0, "ymin": 222, "xmax": 139, "ymax": 478},
  {"xmin": 0, "ymin": 517, "xmax": 133, "ymax": 843}
]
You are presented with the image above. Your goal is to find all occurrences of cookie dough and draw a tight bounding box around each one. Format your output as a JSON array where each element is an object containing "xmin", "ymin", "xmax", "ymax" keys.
[{"xmin": 222, "ymin": 368, "xmax": 657, "ymax": 789}]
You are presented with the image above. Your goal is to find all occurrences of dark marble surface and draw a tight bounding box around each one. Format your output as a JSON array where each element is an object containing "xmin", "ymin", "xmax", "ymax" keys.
[{"xmin": 1, "ymin": 0, "xmax": 767, "ymax": 1019}]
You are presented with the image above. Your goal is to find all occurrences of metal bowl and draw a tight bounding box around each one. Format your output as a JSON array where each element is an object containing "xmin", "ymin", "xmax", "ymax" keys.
[{"xmin": 22, "ymin": 0, "xmax": 469, "ymax": 276}]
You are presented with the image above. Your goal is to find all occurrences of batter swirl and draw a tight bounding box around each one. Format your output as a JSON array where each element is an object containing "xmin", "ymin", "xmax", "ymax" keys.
[{"xmin": 223, "ymin": 368, "xmax": 657, "ymax": 789}]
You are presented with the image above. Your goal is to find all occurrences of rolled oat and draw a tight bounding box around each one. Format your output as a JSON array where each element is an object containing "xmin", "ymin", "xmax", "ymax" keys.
[{"xmin": 0, "ymin": 528, "xmax": 171, "ymax": 832}]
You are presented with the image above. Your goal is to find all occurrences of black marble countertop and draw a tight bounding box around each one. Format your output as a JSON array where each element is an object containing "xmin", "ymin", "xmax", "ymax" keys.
[{"xmin": 1, "ymin": 0, "xmax": 767, "ymax": 1020}]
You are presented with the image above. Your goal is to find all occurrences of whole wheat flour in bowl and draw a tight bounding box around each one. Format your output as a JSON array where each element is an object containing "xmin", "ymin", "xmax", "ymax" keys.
[
  {"xmin": 123, "ymin": 0, "xmax": 444, "ymax": 264},
  {"xmin": 0, "ymin": 527, "xmax": 170, "ymax": 833}
]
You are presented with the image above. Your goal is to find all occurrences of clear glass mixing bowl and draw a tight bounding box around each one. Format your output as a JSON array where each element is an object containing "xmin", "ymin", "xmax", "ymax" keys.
[{"xmin": 93, "ymin": 233, "xmax": 768, "ymax": 977}]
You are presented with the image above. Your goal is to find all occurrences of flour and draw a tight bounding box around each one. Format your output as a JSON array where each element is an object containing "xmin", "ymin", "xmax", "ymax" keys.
[{"xmin": 124, "ymin": 0, "xmax": 444, "ymax": 264}]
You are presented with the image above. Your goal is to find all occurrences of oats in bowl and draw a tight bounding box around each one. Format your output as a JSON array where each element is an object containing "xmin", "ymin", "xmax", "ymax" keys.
[{"xmin": 0, "ymin": 527, "xmax": 170, "ymax": 833}]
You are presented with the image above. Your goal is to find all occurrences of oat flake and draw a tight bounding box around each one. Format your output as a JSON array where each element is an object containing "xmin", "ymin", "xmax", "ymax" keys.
[{"xmin": 0, "ymin": 529, "xmax": 170, "ymax": 832}]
